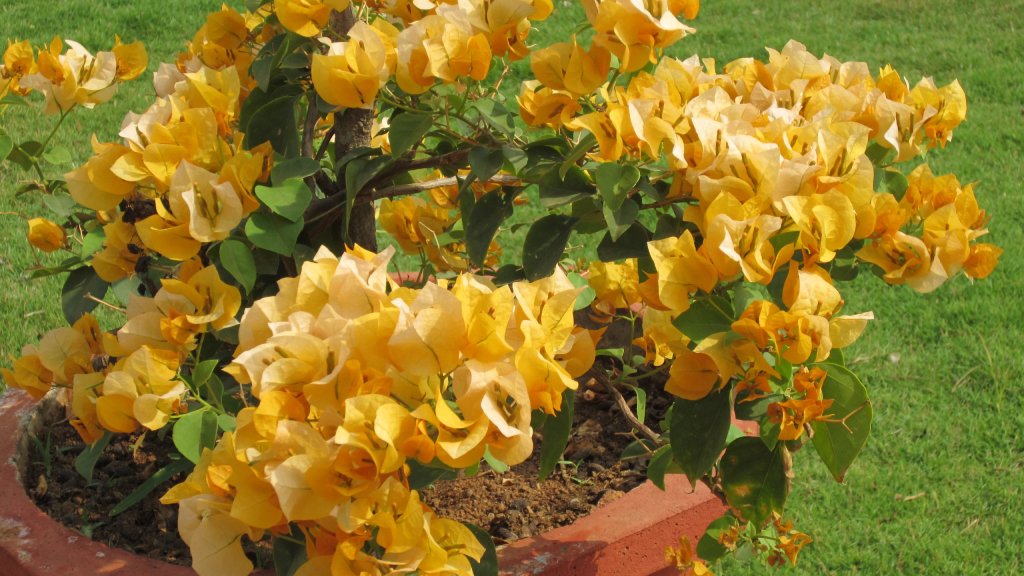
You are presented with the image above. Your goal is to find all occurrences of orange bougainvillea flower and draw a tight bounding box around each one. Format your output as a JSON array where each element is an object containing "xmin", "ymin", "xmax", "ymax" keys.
[{"xmin": 27, "ymin": 218, "xmax": 66, "ymax": 252}]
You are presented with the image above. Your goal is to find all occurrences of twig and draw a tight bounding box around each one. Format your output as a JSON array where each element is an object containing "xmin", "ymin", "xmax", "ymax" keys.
[
  {"xmin": 593, "ymin": 370, "xmax": 662, "ymax": 444},
  {"xmin": 85, "ymin": 293, "xmax": 126, "ymax": 313},
  {"xmin": 314, "ymin": 125, "xmax": 336, "ymax": 161},
  {"xmin": 359, "ymin": 173, "xmax": 522, "ymax": 205}
]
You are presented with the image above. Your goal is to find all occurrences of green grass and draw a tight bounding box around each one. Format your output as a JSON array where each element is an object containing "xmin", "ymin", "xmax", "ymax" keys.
[{"xmin": 2, "ymin": 1, "xmax": 1023, "ymax": 574}]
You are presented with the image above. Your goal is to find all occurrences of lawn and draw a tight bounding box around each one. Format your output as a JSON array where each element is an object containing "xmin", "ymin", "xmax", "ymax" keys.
[{"xmin": 2, "ymin": 1, "xmax": 1022, "ymax": 574}]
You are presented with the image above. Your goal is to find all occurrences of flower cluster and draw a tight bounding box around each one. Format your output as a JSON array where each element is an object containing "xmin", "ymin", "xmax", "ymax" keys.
[
  {"xmin": 161, "ymin": 245, "xmax": 595, "ymax": 575},
  {"xmin": 1, "ymin": 36, "xmax": 146, "ymax": 111}
]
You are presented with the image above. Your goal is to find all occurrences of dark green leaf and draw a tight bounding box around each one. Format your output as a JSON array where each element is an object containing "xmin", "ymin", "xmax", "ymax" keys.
[
  {"xmin": 240, "ymin": 85, "xmax": 302, "ymax": 157},
  {"xmin": 61, "ymin": 267, "xmax": 109, "ymax": 324},
  {"xmin": 595, "ymin": 163, "xmax": 640, "ymax": 210},
  {"xmin": 672, "ymin": 295, "xmax": 734, "ymax": 341},
  {"xmin": 469, "ymin": 147, "xmax": 505, "ymax": 182},
  {"xmin": 621, "ymin": 438, "xmax": 658, "ymax": 459},
  {"xmin": 697, "ymin": 514, "xmax": 741, "ymax": 562},
  {"xmin": 75, "ymin": 432, "xmax": 112, "ymax": 482},
  {"xmin": 879, "ymin": 167, "xmax": 909, "ymax": 200},
  {"xmin": 669, "ymin": 384, "xmax": 732, "ymax": 488},
  {"xmin": 192, "ymin": 359, "xmax": 218, "ymax": 389},
  {"xmin": 538, "ymin": 390, "xmax": 574, "ymax": 481},
  {"xmin": 646, "ymin": 445, "xmax": 674, "ymax": 490},
  {"xmin": 218, "ymin": 239, "xmax": 257, "ymax": 293},
  {"xmin": 465, "ymin": 190, "xmax": 511, "ymax": 267},
  {"xmin": 173, "ymin": 409, "xmax": 220, "ymax": 464},
  {"xmin": 271, "ymin": 157, "xmax": 321, "ymax": 184},
  {"xmin": 597, "ymin": 222, "xmax": 651, "ymax": 261},
  {"xmin": 768, "ymin": 230, "xmax": 800, "ymax": 254},
  {"xmin": 388, "ymin": 112, "xmax": 433, "ymax": 158},
  {"xmin": 502, "ymin": 145, "xmax": 528, "ymax": 173},
  {"xmin": 811, "ymin": 362, "xmax": 873, "ymax": 482},
  {"xmin": 110, "ymin": 277, "xmax": 142, "ymax": 306},
  {"xmin": 466, "ymin": 523, "xmax": 499, "ymax": 576},
  {"xmin": 0, "ymin": 133, "xmax": 14, "ymax": 162},
  {"xmin": 732, "ymin": 283, "xmax": 769, "ymax": 319},
  {"xmin": 255, "ymin": 178, "xmax": 312, "ymax": 222},
  {"xmin": 538, "ymin": 165, "xmax": 594, "ymax": 208},
  {"xmin": 8, "ymin": 140, "xmax": 43, "ymax": 171},
  {"xmin": 559, "ymin": 133, "xmax": 597, "ymax": 179},
  {"xmin": 602, "ymin": 197, "xmax": 639, "ymax": 241},
  {"xmin": 273, "ymin": 526, "xmax": 308, "ymax": 576},
  {"xmin": 522, "ymin": 215, "xmax": 576, "ymax": 281},
  {"xmin": 720, "ymin": 437, "xmax": 789, "ymax": 525},
  {"xmin": 407, "ymin": 459, "xmax": 459, "ymax": 490},
  {"xmin": 245, "ymin": 212, "xmax": 304, "ymax": 256},
  {"xmin": 110, "ymin": 458, "xmax": 193, "ymax": 516}
]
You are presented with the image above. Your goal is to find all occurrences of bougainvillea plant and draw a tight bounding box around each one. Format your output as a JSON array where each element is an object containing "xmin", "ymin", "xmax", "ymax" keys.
[{"xmin": 1, "ymin": 0, "xmax": 1001, "ymax": 574}]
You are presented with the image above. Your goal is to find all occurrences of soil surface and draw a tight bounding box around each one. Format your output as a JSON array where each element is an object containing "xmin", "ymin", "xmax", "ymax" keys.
[
  {"xmin": 25, "ymin": 422, "xmax": 196, "ymax": 566},
  {"xmin": 23, "ymin": 365, "xmax": 668, "ymax": 564}
]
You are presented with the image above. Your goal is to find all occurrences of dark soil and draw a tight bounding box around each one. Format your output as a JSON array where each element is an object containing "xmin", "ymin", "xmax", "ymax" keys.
[
  {"xmin": 24, "ymin": 422, "xmax": 195, "ymax": 566},
  {"xmin": 422, "ymin": 372, "xmax": 671, "ymax": 544},
  {"xmin": 23, "ymin": 363, "xmax": 668, "ymax": 563}
]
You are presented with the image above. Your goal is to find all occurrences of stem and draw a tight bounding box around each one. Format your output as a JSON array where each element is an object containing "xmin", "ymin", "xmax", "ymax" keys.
[{"xmin": 593, "ymin": 370, "xmax": 663, "ymax": 444}]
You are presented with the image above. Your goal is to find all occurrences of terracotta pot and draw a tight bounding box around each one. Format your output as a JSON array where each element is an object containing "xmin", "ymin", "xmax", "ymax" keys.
[{"xmin": 0, "ymin": 388, "xmax": 730, "ymax": 576}]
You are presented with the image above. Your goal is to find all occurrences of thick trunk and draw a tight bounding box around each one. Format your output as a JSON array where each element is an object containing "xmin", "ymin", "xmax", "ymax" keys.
[{"xmin": 330, "ymin": 8, "xmax": 378, "ymax": 252}]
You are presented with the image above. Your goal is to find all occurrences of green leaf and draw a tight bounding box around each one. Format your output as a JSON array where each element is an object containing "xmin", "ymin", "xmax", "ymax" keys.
[
  {"xmin": 469, "ymin": 147, "xmax": 505, "ymax": 182},
  {"xmin": 272, "ymin": 526, "xmax": 308, "ymax": 576},
  {"xmin": 522, "ymin": 215, "xmax": 576, "ymax": 281},
  {"xmin": 467, "ymin": 523, "xmax": 499, "ymax": 576},
  {"xmin": 567, "ymin": 271, "xmax": 596, "ymax": 311},
  {"xmin": 245, "ymin": 212, "xmax": 304, "ymax": 256},
  {"xmin": 43, "ymin": 194, "xmax": 77, "ymax": 219},
  {"xmin": 42, "ymin": 145, "xmax": 72, "ymax": 165},
  {"xmin": 768, "ymin": 230, "xmax": 800, "ymax": 254},
  {"xmin": 502, "ymin": 145, "xmax": 528, "ymax": 173},
  {"xmin": 595, "ymin": 163, "xmax": 640, "ymax": 210},
  {"xmin": 255, "ymin": 178, "xmax": 312, "ymax": 222},
  {"xmin": 465, "ymin": 190, "xmax": 511, "ymax": 267},
  {"xmin": 602, "ymin": 197, "xmax": 639, "ymax": 242},
  {"xmin": 61, "ymin": 267, "xmax": 109, "ymax": 324},
  {"xmin": 697, "ymin": 514, "xmax": 741, "ymax": 562},
  {"xmin": 74, "ymin": 431, "xmax": 112, "ymax": 483},
  {"xmin": 538, "ymin": 390, "xmax": 575, "ymax": 481},
  {"xmin": 811, "ymin": 362, "xmax": 873, "ymax": 482},
  {"xmin": 110, "ymin": 458, "xmax": 193, "ymax": 516},
  {"xmin": 240, "ymin": 85, "xmax": 302, "ymax": 156},
  {"xmin": 110, "ymin": 277, "xmax": 142, "ymax": 306},
  {"xmin": 538, "ymin": 165, "xmax": 594, "ymax": 208},
  {"xmin": 173, "ymin": 409, "xmax": 220, "ymax": 464},
  {"xmin": 559, "ymin": 133, "xmax": 597, "ymax": 179},
  {"xmin": 407, "ymin": 459, "xmax": 459, "ymax": 490},
  {"xmin": 597, "ymin": 222, "xmax": 651, "ymax": 261},
  {"xmin": 879, "ymin": 167, "xmax": 910, "ymax": 200},
  {"xmin": 8, "ymin": 141, "xmax": 44, "ymax": 171},
  {"xmin": 672, "ymin": 295, "xmax": 734, "ymax": 341},
  {"xmin": 271, "ymin": 156, "xmax": 321, "ymax": 184},
  {"xmin": 621, "ymin": 438, "xmax": 658, "ymax": 459},
  {"xmin": 669, "ymin": 384, "xmax": 732, "ymax": 488},
  {"xmin": 192, "ymin": 359, "xmax": 218, "ymax": 389},
  {"xmin": 80, "ymin": 227, "xmax": 107, "ymax": 259},
  {"xmin": 630, "ymin": 385, "xmax": 647, "ymax": 425},
  {"xmin": 388, "ymin": 112, "xmax": 433, "ymax": 158},
  {"xmin": 218, "ymin": 239, "xmax": 257, "ymax": 293},
  {"xmin": 0, "ymin": 133, "xmax": 15, "ymax": 161},
  {"xmin": 646, "ymin": 445, "xmax": 674, "ymax": 490},
  {"xmin": 732, "ymin": 283, "xmax": 769, "ymax": 319},
  {"xmin": 720, "ymin": 437, "xmax": 790, "ymax": 525}
]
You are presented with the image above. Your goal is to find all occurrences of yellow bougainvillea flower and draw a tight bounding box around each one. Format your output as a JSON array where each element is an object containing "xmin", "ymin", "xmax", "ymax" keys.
[
  {"xmin": 190, "ymin": 4, "xmax": 249, "ymax": 69},
  {"xmin": 96, "ymin": 346, "xmax": 184, "ymax": 433},
  {"xmin": 856, "ymin": 231, "xmax": 946, "ymax": 293},
  {"xmin": 65, "ymin": 138, "xmax": 135, "ymax": 212},
  {"xmin": 647, "ymin": 230, "xmax": 717, "ymax": 314},
  {"xmin": 21, "ymin": 38, "xmax": 119, "ymax": 114},
  {"xmin": 2, "ymin": 39, "xmax": 36, "ymax": 96},
  {"xmin": 312, "ymin": 21, "xmax": 393, "ymax": 109},
  {"xmin": 530, "ymin": 37, "xmax": 610, "ymax": 96},
  {"xmin": 781, "ymin": 189, "xmax": 857, "ymax": 263},
  {"xmin": 173, "ymin": 161, "xmax": 244, "ymax": 242},
  {"xmin": 585, "ymin": 0, "xmax": 696, "ymax": 73},
  {"xmin": 92, "ymin": 220, "xmax": 143, "ymax": 283},
  {"xmin": 910, "ymin": 77, "xmax": 967, "ymax": 147},
  {"xmin": 588, "ymin": 259, "xmax": 642, "ymax": 310},
  {"xmin": 276, "ymin": 0, "xmax": 351, "ymax": 37},
  {"xmin": 1, "ymin": 353, "xmax": 54, "ymax": 400},
  {"xmin": 518, "ymin": 82, "xmax": 581, "ymax": 129},
  {"xmin": 768, "ymin": 366, "xmax": 833, "ymax": 441},
  {"xmin": 177, "ymin": 494, "xmax": 256, "ymax": 576},
  {"xmin": 397, "ymin": 12, "xmax": 492, "ymax": 94},
  {"xmin": 111, "ymin": 36, "xmax": 147, "ymax": 81},
  {"xmin": 664, "ymin": 349, "xmax": 720, "ymax": 400},
  {"xmin": 27, "ymin": 218, "xmax": 66, "ymax": 252}
]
